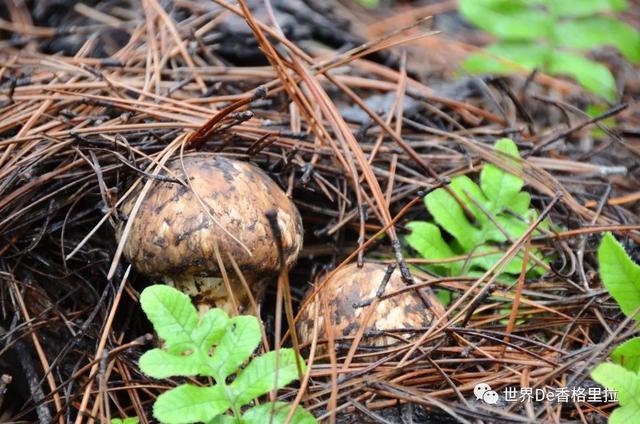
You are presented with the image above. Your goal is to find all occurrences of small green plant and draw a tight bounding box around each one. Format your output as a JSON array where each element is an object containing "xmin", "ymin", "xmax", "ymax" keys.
[
  {"xmin": 597, "ymin": 232, "xmax": 640, "ymax": 319},
  {"xmin": 591, "ymin": 233, "xmax": 640, "ymax": 423},
  {"xmin": 138, "ymin": 285, "xmax": 316, "ymax": 424},
  {"xmin": 459, "ymin": 0, "xmax": 640, "ymax": 100},
  {"xmin": 406, "ymin": 138, "xmax": 548, "ymax": 278},
  {"xmin": 590, "ymin": 363, "xmax": 640, "ymax": 424}
]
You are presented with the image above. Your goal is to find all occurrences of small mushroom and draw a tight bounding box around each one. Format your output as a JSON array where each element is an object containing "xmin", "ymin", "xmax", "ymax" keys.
[
  {"xmin": 116, "ymin": 154, "xmax": 303, "ymax": 315},
  {"xmin": 297, "ymin": 262, "xmax": 443, "ymax": 349}
]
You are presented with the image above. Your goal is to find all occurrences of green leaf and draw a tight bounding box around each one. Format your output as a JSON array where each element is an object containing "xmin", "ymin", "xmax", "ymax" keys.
[
  {"xmin": 243, "ymin": 402, "xmax": 317, "ymax": 424},
  {"xmin": 140, "ymin": 285, "xmax": 199, "ymax": 353},
  {"xmin": 450, "ymin": 175, "xmax": 489, "ymax": 222},
  {"xmin": 463, "ymin": 41, "xmax": 617, "ymax": 100},
  {"xmin": 139, "ymin": 287, "xmax": 231, "ymax": 378},
  {"xmin": 231, "ymin": 349, "xmax": 304, "ymax": 407},
  {"xmin": 480, "ymin": 215, "xmax": 514, "ymax": 243},
  {"xmin": 111, "ymin": 419, "xmax": 139, "ymax": 424},
  {"xmin": 425, "ymin": 188, "xmax": 479, "ymax": 251},
  {"xmin": 459, "ymin": 0, "xmax": 553, "ymax": 40},
  {"xmin": 591, "ymin": 362, "xmax": 640, "ymax": 423},
  {"xmin": 509, "ymin": 192, "xmax": 531, "ymax": 215},
  {"xmin": 466, "ymin": 245, "xmax": 524, "ymax": 275},
  {"xmin": 436, "ymin": 289, "xmax": 453, "ymax": 306},
  {"xmin": 495, "ymin": 214, "xmax": 530, "ymax": 239},
  {"xmin": 153, "ymin": 384, "xmax": 231, "ymax": 424},
  {"xmin": 405, "ymin": 222, "xmax": 458, "ymax": 272},
  {"xmin": 555, "ymin": 16, "xmax": 640, "ymax": 63},
  {"xmin": 587, "ymin": 103, "xmax": 617, "ymax": 138},
  {"xmin": 463, "ymin": 53, "xmax": 506, "ymax": 75},
  {"xmin": 192, "ymin": 308, "xmax": 230, "ymax": 351},
  {"xmin": 495, "ymin": 137, "xmax": 521, "ymax": 158},
  {"xmin": 612, "ymin": 337, "xmax": 640, "ymax": 372},
  {"xmin": 536, "ymin": 0, "xmax": 628, "ymax": 17},
  {"xmin": 481, "ymin": 209, "xmax": 539, "ymax": 244},
  {"xmin": 207, "ymin": 416, "xmax": 236, "ymax": 424},
  {"xmin": 140, "ymin": 349, "xmax": 205, "ymax": 378},
  {"xmin": 209, "ymin": 315, "xmax": 261, "ymax": 379},
  {"xmin": 598, "ymin": 232, "xmax": 640, "ymax": 318},
  {"xmin": 463, "ymin": 41, "xmax": 550, "ymax": 75},
  {"xmin": 481, "ymin": 138, "xmax": 524, "ymax": 211},
  {"xmin": 548, "ymin": 51, "xmax": 617, "ymax": 100}
]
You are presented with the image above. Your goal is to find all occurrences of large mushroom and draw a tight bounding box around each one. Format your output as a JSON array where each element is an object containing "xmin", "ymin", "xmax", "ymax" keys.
[
  {"xmin": 297, "ymin": 262, "xmax": 443, "ymax": 350},
  {"xmin": 116, "ymin": 154, "xmax": 303, "ymax": 315}
]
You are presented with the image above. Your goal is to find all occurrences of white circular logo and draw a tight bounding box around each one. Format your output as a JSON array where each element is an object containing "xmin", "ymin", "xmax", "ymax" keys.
[{"xmin": 474, "ymin": 383, "xmax": 499, "ymax": 405}]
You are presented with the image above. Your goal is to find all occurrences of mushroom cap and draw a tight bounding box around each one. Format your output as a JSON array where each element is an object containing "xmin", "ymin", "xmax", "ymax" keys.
[
  {"xmin": 116, "ymin": 155, "xmax": 303, "ymax": 282},
  {"xmin": 297, "ymin": 262, "xmax": 442, "ymax": 348}
]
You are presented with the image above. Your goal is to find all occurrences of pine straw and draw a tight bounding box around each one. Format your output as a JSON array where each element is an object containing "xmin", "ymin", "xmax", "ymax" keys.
[{"xmin": 1, "ymin": 0, "xmax": 639, "ymax": 423}]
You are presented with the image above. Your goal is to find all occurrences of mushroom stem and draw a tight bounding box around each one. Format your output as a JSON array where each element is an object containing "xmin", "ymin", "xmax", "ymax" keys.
[{"xmin": 163, "ymin": 274, "xmax": 264, "ymax": 316}]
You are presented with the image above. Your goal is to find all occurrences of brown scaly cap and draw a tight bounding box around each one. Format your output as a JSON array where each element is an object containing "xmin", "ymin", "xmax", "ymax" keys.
[
  {"xmin": 297, "ymin": 262, "xmax": 442, "ymax": 349},
  {"xmin": 116, "ymin": 154, "xmax": 303, "ymax": 305}
]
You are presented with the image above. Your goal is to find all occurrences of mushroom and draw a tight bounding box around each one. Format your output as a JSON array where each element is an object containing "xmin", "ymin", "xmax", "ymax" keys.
[
  {"xmin": 297, "ymin": 262, "xmax": 443, "ymax": 349},
  {"xmin": 116, "ymin": 154, "xmax": 303, "ymax": 315}
]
